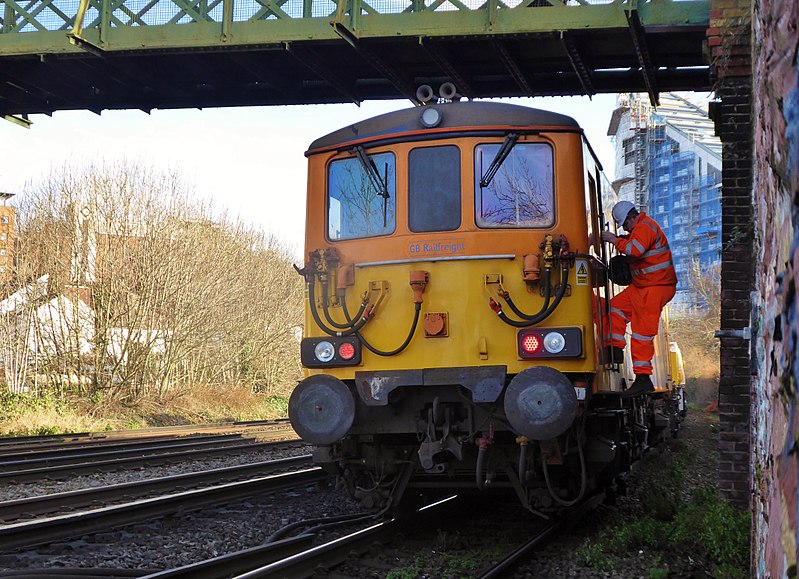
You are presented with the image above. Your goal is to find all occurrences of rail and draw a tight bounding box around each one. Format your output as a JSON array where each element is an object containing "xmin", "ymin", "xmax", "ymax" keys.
[{"xmin": 0, "ymin": 467, "xmax": 327, "ymax": 552}]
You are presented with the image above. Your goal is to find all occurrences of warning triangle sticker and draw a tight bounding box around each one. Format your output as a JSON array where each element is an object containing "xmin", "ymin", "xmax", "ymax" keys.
[{"xmin": 577, "ymin": 263, "xmax": 587, "ymax": 275}]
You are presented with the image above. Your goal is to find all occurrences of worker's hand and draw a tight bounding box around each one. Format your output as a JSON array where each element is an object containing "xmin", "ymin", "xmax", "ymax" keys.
[{"xmin": 601, "ymin": 230, "xmax": 618, "ymax": 244}]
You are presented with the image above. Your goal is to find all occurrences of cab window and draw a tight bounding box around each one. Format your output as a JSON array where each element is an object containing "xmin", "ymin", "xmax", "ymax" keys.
[
  {"xmin": 474, "ymin": 143, "xmax": 555, "ymax": 228},
  {"xmin": 328, "ymin": 152, "xmax": 396, "ymax": 240},
  {"xmin": 409, "ymin": 145, "xmax": 461, "ymax": 232}
]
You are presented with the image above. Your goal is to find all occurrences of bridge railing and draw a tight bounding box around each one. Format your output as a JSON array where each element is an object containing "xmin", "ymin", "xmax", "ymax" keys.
[{"xmin": 1, "ymin": 0, "xmax": 662, "ymax": 35}]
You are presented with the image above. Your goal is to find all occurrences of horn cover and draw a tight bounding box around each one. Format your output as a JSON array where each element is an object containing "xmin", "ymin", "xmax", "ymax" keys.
[
  {"xmin": 503, "ymin": 367, "xmax": 577, "ymax": 440},
  {"xmin": 289, "ymin": 375, "xmax": 355, "ymax": 445}
]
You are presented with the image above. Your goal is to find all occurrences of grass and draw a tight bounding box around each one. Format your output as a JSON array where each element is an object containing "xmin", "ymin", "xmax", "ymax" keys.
[
  {"xmin": 578, "ymin": 493, "xmax": 749, "ymax": 578},
  {"xmin": 385, "ymin": 553, "xmax": 480, "ymax": 579},
  {"xmin": 577, "ymin": 443, "xmax": 749, "ymax": 579},
  {"xmin": 0, "ymin": 384, "xmax": 291, "ymax": 436}
]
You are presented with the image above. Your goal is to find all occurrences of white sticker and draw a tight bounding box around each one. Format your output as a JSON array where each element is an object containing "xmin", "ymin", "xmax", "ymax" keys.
[
  {"xmin": 575, "ymin": 259, "xmax": 589, "ymax": 286},
  {"xmin": 574, "ymin": 387, "xmax": 586, "ymax": 400}
]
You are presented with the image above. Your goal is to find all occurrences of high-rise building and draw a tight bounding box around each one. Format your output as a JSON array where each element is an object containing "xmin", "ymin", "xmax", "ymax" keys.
[{"xmin": 607, "ymin": 93, "xmax": 722, "ymax": 311}]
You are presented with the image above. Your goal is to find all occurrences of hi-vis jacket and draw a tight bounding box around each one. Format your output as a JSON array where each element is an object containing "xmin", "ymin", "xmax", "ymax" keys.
[{"xmin": 614, "ymin": 212, "xmax": 678, "ymax": 288}]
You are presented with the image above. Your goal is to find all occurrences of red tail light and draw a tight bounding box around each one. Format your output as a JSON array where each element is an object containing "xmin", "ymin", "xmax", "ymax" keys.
[
  {"xmin": 521, "ymin": 334, "xmax": 540, "ymax": 354},
  {"xmin": 338, "ymin": 342, "xmax": 356, "ymax": 360},
  {"xmin": 517, "ymin": 327, "xmax": 583, "ymax": 359}
]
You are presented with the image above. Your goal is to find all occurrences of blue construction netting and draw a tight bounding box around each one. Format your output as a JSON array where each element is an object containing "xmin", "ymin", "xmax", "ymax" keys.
[{"xmin": 647, "ymin": 128, "xmax": 721, "ymax": 311}]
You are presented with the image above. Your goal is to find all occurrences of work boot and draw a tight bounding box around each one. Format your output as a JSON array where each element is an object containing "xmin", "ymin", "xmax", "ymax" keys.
[
  {"xmin": 621, "ymin": 374, "xmax": 654, "ymax": 398},
  {"xmin": 605, "ymin": 346, "xmax": 625, "ymax": 364}
]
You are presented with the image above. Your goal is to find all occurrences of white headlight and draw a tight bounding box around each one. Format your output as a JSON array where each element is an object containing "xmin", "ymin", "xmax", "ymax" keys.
[
  {"xmin": 314, "ymin": 341, "xmax": 335, "ymax": 362},
  {"xmin": 420, "ymin": 107, "xmax": 442, "ymax": 128},
  {"xmin": 543, "ymin": 332, "xmax": 566, "ymax": 354}
]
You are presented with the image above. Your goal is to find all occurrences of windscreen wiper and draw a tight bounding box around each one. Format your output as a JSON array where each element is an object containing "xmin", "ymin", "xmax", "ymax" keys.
[
  {"xmin": 480, "ymin": 133, "xmax": 519, "ymax": 188},
  {"xmin": 354, "ymin": 146, "xmax": 390, "ymax": 226}
]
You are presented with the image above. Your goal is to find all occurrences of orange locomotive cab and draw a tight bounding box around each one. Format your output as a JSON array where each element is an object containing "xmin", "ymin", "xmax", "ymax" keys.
[{"xmin": 288, "ymin": 100, "xmax": 683, "ymax": 513}]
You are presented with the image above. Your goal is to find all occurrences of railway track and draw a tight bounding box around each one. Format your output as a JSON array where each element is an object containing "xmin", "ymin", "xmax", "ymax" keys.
[
  {"xmin": 236, "ymin": 493, "xmax": 604, "ymax": 578},
  {"xmin": 0, "ymin": 419, "xmax": 604, "ymax": 578},
  {"xmin": 1, "ymin": 482, "xmax": 604, "ymax": 577},
  {"xmin": 0, "ymin": 467, "xmax": 327, "ymax": 552},
  {"xmin": 0, "ymin": 453, "xmax": 312, "ymax": 522},
  {"xmin": 0, "ymin": 419, "xmax": 294, "ymax": 451},
  {"xmin": 0, "ymin": 437, "xmax": 304, "ymax": 483}
]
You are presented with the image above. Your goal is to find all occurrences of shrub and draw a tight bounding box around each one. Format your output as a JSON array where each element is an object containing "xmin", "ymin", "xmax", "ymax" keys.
[{"xmin": 576, "ymin": 540, "xmax": 615, "ymax": 571}]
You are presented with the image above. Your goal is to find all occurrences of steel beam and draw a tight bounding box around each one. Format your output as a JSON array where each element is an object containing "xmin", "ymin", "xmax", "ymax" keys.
[
  {"xmin": 561, "ymin": 32, "xmax": 595, "ymax": 96},
  {"xmin": 284, "ymin": 42, "xmax": 362, "ymax": 104},
  {"xmin": 420, "ymin": 39, "xmax": 475, "ymax": 99},
  {"xmin": 625, "ymin": 7, "xmax": 659, "ymax": 106},
  {"xmin": 492, "ymin": 40, "xmax": 532, "ymax": 95}
]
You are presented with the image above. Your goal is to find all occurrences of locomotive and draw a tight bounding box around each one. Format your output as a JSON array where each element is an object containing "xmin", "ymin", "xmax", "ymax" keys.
[{"xmin": 289, "ymin": 90, "xmax": 685, "ymax": 514}]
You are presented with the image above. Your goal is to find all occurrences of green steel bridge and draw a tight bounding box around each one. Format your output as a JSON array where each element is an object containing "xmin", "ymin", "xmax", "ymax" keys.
[{"xmin": 0, "ymin": 0, "xmax": 709, "ymax": 122}]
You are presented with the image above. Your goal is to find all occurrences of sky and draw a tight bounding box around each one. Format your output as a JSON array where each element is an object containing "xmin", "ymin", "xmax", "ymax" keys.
[{"xmin": 0, "ymin": 94, "xmax": 618, "ymax": 256}]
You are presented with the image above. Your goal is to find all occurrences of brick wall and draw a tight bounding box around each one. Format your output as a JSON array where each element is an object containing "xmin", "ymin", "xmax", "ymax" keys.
[
  {"xmin": 750, "ymin": 0, "xmax": 799, "ymax": 570},
  {"xmin": 708, "ymin": 0, "xmax": 754, "ymax": 511}
]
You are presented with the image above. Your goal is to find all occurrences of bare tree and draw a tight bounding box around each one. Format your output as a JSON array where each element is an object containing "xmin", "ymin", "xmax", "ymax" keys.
[{"xmin": 2, "ymin": 162, "xmax": 303, "ymax": 400}]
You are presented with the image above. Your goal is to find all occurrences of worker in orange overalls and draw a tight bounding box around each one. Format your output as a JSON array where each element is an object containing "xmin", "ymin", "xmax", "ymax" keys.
[{"xmin": 601, "ymin": 200, "xmax": 678, "ymax": 398}]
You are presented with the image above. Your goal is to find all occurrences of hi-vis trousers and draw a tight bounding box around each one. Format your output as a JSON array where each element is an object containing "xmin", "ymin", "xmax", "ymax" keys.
[{"xmin": 607, "ymin": 284, "xmax": 676, "ymax": 375}]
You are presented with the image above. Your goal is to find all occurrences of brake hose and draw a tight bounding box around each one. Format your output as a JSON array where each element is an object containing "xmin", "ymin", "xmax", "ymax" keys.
[
  {"xmin": 307, "ymin": 274, "xmax": 363, "ymax": 337},
  {"xmin": 491, "ymin": 264, "xmax": 570, "ymax": 327},
  {"xmin": 320, "ymin": 279, "xmax": 368, "ymax": 330},
  {"xmin": 502, "ymin": 268, "xmax": 553, "ymax": 320},
  {"xmin": 344, "ymin": 298, "xmax": 422, "ymax": 357}
]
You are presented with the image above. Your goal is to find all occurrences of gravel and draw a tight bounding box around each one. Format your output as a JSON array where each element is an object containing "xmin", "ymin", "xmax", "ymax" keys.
[
  {"xmin": 0, "ymin": 443, "xmax": 311, "ymax": 501},
  {"xmin": 6, "ymin": 483, "xmax": 363, "ymax": 572}
]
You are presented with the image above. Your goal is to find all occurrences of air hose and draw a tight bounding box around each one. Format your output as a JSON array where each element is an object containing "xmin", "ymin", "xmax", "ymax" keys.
[
  {"xmin": 490, "ymin": 264, "xmax": 570, "ymax": 327},
  {"xmin": 307, "ymin": 274, "xmax": 364, "ymax": 337},
  {"xmin": 502, "ymin": 268, "xmax": 552, "ymax": 320},
  {"xmin": 343, "ymin": 298, "xmax": 422, "ymax": 357},
  {"xmin": 541, "ymin": 434, "xmax": 587, "ymax": 507},
  {"xmin": 319, "ymin": 279, "xmax": 368, "ymax": 330}
]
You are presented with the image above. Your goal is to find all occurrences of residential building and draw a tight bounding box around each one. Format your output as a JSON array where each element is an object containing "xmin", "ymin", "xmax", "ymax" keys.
[{"xmin": 0, "ymin": 193, "xmax": 15, "ymax": 283}]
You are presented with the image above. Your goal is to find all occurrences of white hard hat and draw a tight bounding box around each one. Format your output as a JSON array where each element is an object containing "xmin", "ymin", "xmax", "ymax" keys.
[{"xmin": 612, "ymin": 200, "xmax": 635, "ymax": 225}]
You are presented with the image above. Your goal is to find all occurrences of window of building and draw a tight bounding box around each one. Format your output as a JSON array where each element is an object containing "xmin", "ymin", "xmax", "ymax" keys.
[
  {"xmin": 474, "ymin": 142, "xmax": 555, "ymax": 229},
  {"xmin": 409, "ymin": 145, "xmax": 461, "ymax": 232},
  {"xmin": 623, "ymin": 137, "xmax": 636, "ymax": 165},
  {"xmin": 1, "ymin": 216, "xmax": 8, "ymax": 224},
  {"xmin": 328, "ymin": 151, "xmax": 396, "ymax": 241}
]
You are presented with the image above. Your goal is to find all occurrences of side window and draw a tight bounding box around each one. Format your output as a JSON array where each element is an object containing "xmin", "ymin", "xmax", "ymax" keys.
[
  {"xmin": 328, "ymin": 152, "xmax": 396, "ymax": 241},
  {"xmin": 587, "ymin": 172, "xmax": 601, "ymax": 256},
  {"xmin": 475, "ymin": 143, "xmax": 555, "ymax": 228},
  {"xmin": 409, "ymin": 145, "xmax": 461, "ymax": 232}
]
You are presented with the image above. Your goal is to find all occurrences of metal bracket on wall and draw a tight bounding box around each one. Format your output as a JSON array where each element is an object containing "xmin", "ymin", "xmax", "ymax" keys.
[{"xmin": 713, "ymin": 290, "xmax": 760, "ymax": 376}]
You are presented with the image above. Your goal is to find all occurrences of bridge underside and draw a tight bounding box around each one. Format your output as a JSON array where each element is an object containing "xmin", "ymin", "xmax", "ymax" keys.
[{"xmin": 0, "ymin": 18, "xmax": 709, "ymax": 117}]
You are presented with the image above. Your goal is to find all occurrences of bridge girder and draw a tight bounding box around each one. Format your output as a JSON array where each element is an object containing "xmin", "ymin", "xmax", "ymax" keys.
[{"xmin": 0, "ymin": 0, "xmax": 711, "ymax": 117}]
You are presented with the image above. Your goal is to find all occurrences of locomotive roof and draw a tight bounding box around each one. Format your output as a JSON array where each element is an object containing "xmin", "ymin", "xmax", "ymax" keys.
[{"xmin": 306, "ymin": 100, "xmax": 581, "ymax": 153}]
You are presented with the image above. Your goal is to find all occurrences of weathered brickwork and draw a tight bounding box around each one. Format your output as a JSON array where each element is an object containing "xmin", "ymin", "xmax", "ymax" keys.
[
  {"xmin": 707, "ymin": 0, "xmax": 754, "ymax": 514},
  {"xmin": 750, "ymin": 0, "xmax": 799, "ymax": 570}
]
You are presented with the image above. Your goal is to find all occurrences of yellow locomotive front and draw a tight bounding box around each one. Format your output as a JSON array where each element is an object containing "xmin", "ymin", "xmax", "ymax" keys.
[{"xmin": 289, "ymin": 100, "xmax": 675, "ymax": 512}]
